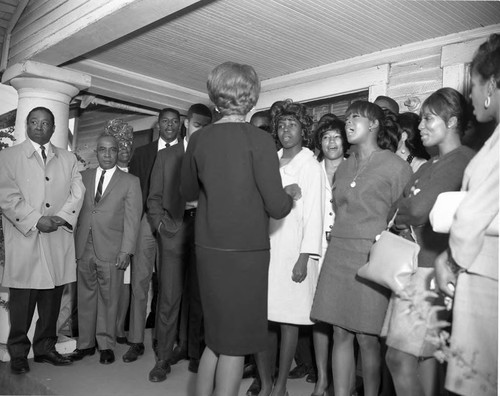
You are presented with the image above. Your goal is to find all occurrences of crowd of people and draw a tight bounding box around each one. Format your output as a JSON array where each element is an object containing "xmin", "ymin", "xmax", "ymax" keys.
[{"xmin": 0, "ymin": 33, "xmax": 498, "ymax": 396}]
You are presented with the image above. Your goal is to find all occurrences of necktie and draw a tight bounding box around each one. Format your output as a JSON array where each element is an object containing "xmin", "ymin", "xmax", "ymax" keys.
[
  {"xmin": 95, "ymin": 170, "xmax": 106, "ymax": 204},
  {"xmin": 40, "ymin": 145, "xmax": 47, "ymax": 163}
]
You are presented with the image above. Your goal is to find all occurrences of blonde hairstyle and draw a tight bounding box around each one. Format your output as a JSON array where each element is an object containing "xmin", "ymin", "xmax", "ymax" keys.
[{"xmin": 207, "ymin": 62, "xmax": 260, "ymax": 116}]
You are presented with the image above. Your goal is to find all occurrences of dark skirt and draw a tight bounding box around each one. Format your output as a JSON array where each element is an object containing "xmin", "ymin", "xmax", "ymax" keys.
[
  {"xmin": 196, "ymin": 246, "xmax": 269, "ymax": 356},
  {"xmin": 311, "ymin": 237, "xmax": 391, "ymax": 335}
]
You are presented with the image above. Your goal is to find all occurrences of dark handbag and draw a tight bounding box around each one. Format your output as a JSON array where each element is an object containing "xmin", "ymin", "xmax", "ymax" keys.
[{"xmin": 357, "ymin": 229, "xmax": 419, "ymax": 293}]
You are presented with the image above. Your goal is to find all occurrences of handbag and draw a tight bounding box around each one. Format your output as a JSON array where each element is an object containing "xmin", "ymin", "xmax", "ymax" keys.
[{"xmin": 357, "ymin": 222, "xmax": 420, "ymax": 293}]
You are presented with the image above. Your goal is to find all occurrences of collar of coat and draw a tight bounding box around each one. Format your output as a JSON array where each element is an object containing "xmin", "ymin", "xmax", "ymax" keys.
[{"xmin": 277, "ymin": 147, "xmax": 315, "ymax": 176}]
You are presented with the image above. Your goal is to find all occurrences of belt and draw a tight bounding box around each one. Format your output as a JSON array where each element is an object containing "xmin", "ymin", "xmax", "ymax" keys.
[{"xmin": 184, "ymin": 208, "xmax": 197, "ymax": 218}]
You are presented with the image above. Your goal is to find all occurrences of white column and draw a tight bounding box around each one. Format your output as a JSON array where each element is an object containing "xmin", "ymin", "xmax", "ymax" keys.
[{"xmin": 1, "ymin": 61, "xmax": 91, "ymax": 149}]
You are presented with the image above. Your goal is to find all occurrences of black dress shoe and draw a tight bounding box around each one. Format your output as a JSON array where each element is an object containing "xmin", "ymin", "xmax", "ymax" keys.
[
  {"xmin": 122, "ymin": 343, "xmax": 145, "ymax": 363},
  {"xmin": 169, "ymin": 344, "xmax": 187, "ymax": 365},
  {"xmin": 149, "ymin": 359, "xmax": 171, "ymax": 382},
  {"xmin": 188, "ymin": 358, "xmax": 199, "ymax": 373},
  {"xmin": 11, "ymin": 357, "xmax": 30, "ymax": 375},
  {"xmin": 99, "ymin": 349, "xmax": 115, "ymax": 364},
  {"xmin": 242, "ymin": 362, "xmax": 257, "ymax": 379},
  {"xmin": 34, "ymin": 350, "xmax": 72, "ymax": 366},
  {"xmin": 306, "ymin": 369, "xmax": 317, "ymax": 383},
  {"xmin": 69, "ymin": 347, "xmax": 96, "ymax": 361},
  {"xmin": 246, "ymin": 377, "xmax": 261, "ymax": 396},
  {"xmin": 116, "ymin": 336, "xmax": 128, "ymax": 345},
  {"xmin": 288, "ymin": 363, "xmax": 310, "ymax": 379}
]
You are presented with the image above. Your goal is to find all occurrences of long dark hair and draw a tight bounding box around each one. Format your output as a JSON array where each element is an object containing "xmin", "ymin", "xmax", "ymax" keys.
[{"xmin": 397, "ymin": 112, "xmax": 430, "ymax": 160}]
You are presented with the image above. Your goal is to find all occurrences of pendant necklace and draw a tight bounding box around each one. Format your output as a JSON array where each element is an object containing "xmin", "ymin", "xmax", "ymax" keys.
[{"xmin": 350, "ymin": 150, "xmax": 376, "ymax": 188}]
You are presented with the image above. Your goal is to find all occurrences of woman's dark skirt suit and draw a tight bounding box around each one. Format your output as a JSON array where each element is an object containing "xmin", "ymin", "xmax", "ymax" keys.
[{"xmin": 180, "ymin": 122, "xmax": 293, "ymax": 356}]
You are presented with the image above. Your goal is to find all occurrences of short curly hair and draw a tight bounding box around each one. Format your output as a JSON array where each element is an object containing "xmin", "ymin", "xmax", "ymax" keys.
[
  {"xmin": 207, "ymin": 62, "xmax": 260, "ymax": 116},
  {"xmin": 271, "ymin": 99, "xmax": 313, "ymax": 147},
  {"xmin": 315, "ymin": 119, "xmax": 348, "ymax": 161}
]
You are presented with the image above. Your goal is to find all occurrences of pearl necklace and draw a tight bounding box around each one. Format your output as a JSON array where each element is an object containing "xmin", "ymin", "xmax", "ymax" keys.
[{"xmin": 350, "ymin": 150, "xmax": 377, "ymax": 188}]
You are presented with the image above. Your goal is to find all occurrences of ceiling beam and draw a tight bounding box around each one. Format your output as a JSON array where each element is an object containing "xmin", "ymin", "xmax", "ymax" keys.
[
  {"xmin": 64, "ymin": 59, "xmax": 210, "ymax": 111},
  {"xmin": 8, "ymin": 0, "xmax": 205, "ymax": 67}
]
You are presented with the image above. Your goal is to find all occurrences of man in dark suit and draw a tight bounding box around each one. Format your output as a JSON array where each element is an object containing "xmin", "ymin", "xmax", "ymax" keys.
[
  {"xmin": 122, "ymin": 108, "xmax": 182, "ymax": 363},
  {"xmin": 69, "ymin": 134, "xmax": 142, "ymax": 364},
  {"xmin": 146, "ymin": 103, "xmax": 212, "ymax": 382}
]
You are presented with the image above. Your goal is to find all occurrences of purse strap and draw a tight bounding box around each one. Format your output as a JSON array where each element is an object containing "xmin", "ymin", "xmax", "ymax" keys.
[{"xmin": 387, "ymin": 209, "xmax": 418, "ymax": 243}]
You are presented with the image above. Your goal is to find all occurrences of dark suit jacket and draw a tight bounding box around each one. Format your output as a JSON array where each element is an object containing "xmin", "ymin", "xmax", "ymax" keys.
[
  {"xmin": 147, "ymin": 142, "xmax": 186, "ymax": 237},
  {"xmin": 129, "ymin": 140, "xmax": 159, "ymax": 212},
  {"xmin": 76, "ymin": 168, "xmax": 142, "ymax": 262}
]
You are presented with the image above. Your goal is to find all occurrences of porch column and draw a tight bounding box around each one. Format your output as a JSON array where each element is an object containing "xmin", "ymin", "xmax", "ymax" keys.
[{"xmin": 1, "ymin": 61, "xmax": 91, "ymax": 149}]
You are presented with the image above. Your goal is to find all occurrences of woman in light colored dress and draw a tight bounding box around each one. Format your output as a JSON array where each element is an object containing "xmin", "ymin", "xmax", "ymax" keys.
[
  {"xmin": 434, "ymin": 33, "xmax": 499, "ymax": 396},
  {"xmin": 256, "ymin": 100, "xmax": 324, "ymax": 396}
]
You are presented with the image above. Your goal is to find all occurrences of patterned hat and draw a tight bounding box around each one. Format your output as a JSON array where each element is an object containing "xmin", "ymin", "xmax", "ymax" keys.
[{"xmin": 103, "ymin": 119, "xmax": 133, "ymax": 148}]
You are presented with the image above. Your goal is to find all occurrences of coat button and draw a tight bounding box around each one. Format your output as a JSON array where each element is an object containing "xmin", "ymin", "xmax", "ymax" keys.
[
  {"xmin": 72, "ymin": 210, "xmax": 75, "ymax": 213},
  {"xmin": 45, "ymin": 177, "xmax": 49, "ymax": 181},
  {"xmin": 46, "ymin": 203, "xmax": 50, "ymax": 207},
  {"xmin": 329, "ymin": 212, "xmax": 333, "ymax": 215},
  {"xmin": 92, "ymin": 210, "xmax": 97, "ymax": 214},
  {"xmin": 16, "ymin": 218, "xmax": 19, "ymax": 221},
  {"xmin": 330, "ymin": 199, "xmax": 333, "ymax": 203}
]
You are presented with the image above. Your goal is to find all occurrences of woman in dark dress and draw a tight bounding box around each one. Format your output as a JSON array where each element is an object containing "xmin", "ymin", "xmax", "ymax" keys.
[
  {"xmin": 311, "ymin": 101, "xmax": 412, "ymax": 396},
  {"xmin": 180, "ymin": 62, "xmax": 300, "ymax": 396}
]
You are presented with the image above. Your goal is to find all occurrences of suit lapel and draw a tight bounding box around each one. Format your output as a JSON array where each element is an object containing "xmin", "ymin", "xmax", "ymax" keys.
[{"xmin": 99, "ymin": 169, "xmax": 121, "ymax": 202}]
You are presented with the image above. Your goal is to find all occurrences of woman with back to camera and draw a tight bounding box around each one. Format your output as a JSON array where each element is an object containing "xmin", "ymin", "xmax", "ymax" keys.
[
  {"xmin": 311, "ymin": 101, "xmax": 412, "ymax": 396},
  {"xmin": 255, "ymin": 100, "xmax": 324, "ymax": 396},
  {"xmin": 382, "ymin": 87, "xmax": 475, "ymax": 396},
  {"xmin": 180, "ymin": 62, "xmax": 300, "ymax": 396},
  {"xmin": 434, "ymin": 33, "xmax": 499, "ymax": 396},
  {"xmin": 311, "ymin": 118, "xmax": 350, "ymax": 396},
  {"xmin": 395, "ymin": 112, "xmax": 430, "ymax": 173}
]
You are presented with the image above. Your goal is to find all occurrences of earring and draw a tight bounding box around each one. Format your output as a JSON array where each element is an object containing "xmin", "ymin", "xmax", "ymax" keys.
[
  {"xmin": 401, "ymin": 148, "xmax": 406, "ymax": 154},
  {"xmin": 485, "ymin": 96, "xmax": 491, "ymax": 109}
]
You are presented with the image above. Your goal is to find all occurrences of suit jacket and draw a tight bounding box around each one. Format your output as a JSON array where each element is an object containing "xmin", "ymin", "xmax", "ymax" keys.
[
  {"xmin": 75, "ymin": 167, "xmax": 142, "ymax": 262},
  {"xmin": 449, "ymin": 125, "xmax": 499, "ymax": 280},
  {"xmin": 129, "ymin": 140, "xmax": 160, "ymax": 212},
  {"xmin": 147, "ymin": 142, "xmax": 186, "ymax": 236},
  {"xmin": 0, "ymin": 139, "xmax": 85, "ymax": 289}
]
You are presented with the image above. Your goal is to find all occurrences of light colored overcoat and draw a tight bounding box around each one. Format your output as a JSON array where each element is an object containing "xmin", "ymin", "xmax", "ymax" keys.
[{"xmin": 0, "ymin": 139, "xmax": 85, "ymax": 289}]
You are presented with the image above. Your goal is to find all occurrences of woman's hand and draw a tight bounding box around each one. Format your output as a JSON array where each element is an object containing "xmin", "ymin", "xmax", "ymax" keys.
[
  {"xmin": 434, "ymin": 249, "xmax": 458, "ymax": 298},
  {"xmin": 284, "ymin": 183, "xmax": 302, "ymax": 201},
  {"xmin": 292, "ymin": 253, "xmax": 309, "ymax": 283}
]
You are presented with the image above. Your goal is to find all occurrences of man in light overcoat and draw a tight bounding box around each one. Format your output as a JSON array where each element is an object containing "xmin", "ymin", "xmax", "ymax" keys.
[{"xmin": 0, "ymin": 107, "xmax": 85, "ymax": 374}]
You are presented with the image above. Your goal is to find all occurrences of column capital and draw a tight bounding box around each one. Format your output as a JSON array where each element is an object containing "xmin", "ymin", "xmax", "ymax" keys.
[
  {"xmin": 2, "ymin": 60, "xmax": 91, "ymax": 90},
  {"xmin": 2, "ymin": 61, "xmax": 91, "ymax": 148}
]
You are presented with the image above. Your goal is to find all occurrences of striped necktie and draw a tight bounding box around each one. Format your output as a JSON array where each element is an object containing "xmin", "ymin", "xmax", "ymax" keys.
[{"xmin": 95, "ymin": 170, "xmax": 106, "ymax": 204}]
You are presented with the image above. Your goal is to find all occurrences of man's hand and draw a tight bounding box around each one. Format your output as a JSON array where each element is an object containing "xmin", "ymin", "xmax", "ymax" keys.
[
  {"xmin": 116, "ymin": 252, "xmax": 131, "ymax": 270},
  {"xmin": 36, "ymin": 216, "xmax": 59, "ymax": 233},
  {"xmin": 434, "ymin": 249, "xmax": 458, "ymax": 298},
  {"xmin": 52, "ymin": 215, "xmax": 72, "ymax": 230},
  {"xmin": 284, "ymin": 183, "xmax": 302, "ymax": 201}
]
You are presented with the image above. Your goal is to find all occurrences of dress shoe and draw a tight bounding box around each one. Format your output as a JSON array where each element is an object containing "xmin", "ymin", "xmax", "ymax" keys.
[
  {"xmin": 69, "ymin": 347, "xmax": 96, "ymax": 361},
  {"xmin": 288, "ymin": 363, "xmax": 310, "ymax": 379},
  {"xmin": 149, "ymin": 359, "xmax": 171, "ymax": 382},
  {"xmin": 122, "ymin": 343, "xmax": 145, "ymax": 363},
  {"xmin": 169, "ymin": 344, "xmax": 187, "ymax": 365},
  {"xmin": 99, "ymin": 349, "xmax": 115, "ymax": 364},
  {"xmin": 34, "ymin": 350, "xmax": 72, "ymax": 366},
  {"xmin": 246, "ymin": 377, "xmax": 261, "ymax": 396},
  {"xmin": 306, "ymin": 369, "xmax": 317, "ymax": 383},
  {"xmin": 116, "ymin": 336, "xmax": 128, "ymax": 345},
  {"xmin": 188, "ymin": 358, "xmax": 199, "ymax": 373},
  {"xmin": 10, "ymin": 357, "xmax": 30, "ymax": 374},
  {"xmin": 242, "ymin": 361, "xmax": 257, "ymax": 378}
]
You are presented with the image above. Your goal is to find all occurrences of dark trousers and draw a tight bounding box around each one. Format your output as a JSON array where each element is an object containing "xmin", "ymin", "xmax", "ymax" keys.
[
  {"xmin": 8, "ymin": 285, "xmax": 64, "ymax": 359},
  {"xmin": 155, "ymin": 215, "xmax": 194, "ymax": 361},
  {"xmin": 178, "ymin": 229, "xmax": 204, "ymax": 359}
]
